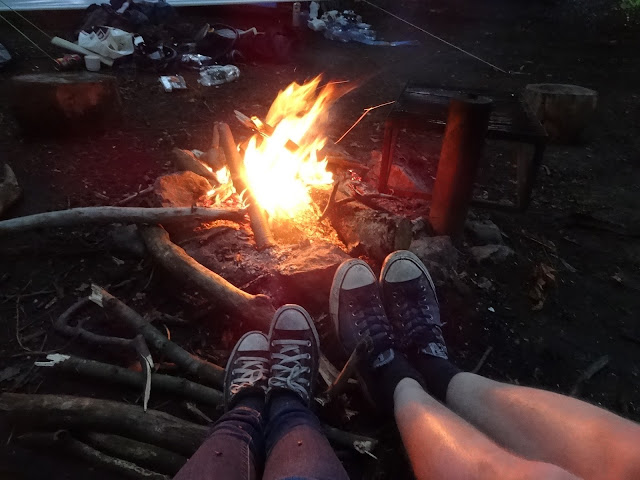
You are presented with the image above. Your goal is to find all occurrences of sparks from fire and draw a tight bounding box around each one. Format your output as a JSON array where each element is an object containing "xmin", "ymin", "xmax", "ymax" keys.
[{"xmin": 208, "ymin": 76, "xmax": 336, "ymax": 219}]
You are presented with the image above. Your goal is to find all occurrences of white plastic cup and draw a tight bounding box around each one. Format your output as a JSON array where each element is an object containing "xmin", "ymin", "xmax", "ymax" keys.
[{"xmin": 85, "ymin": 55, "xmax": 101, "ymax": 72}]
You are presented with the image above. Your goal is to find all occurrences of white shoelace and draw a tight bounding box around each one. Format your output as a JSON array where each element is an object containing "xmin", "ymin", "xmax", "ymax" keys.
[
  {"xmin": 230, "ymin": 356, "xmax": 268, "ymax": 394},
  {"xmin": 268, "ymin": 339, "xmax": 311, "ymax": 399}
]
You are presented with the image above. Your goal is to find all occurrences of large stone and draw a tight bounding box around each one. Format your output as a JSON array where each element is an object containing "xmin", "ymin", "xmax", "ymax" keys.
[
  {"xmin": 470, "ymin": 244, "xmax": 515, "ymax": 264},
  {"xmin": 11, "ymin": 72, "xmax": 122, "ymax": 135},
  {"xmin": 154, "ymin": 171, "xmax": 212, "ymax": 208},
  {"xmin": 465, "ymin": 219, "xmax": 503, "ymax": 246},
  {"xmin": 409, "ymin": 236, "xmax": 459, "ymax": 283}
]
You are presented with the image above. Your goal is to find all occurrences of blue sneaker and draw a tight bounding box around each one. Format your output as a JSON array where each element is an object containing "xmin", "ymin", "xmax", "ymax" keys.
[
  {"xmin": 380, "ymin": 250, "xmax": 448, "ymax": 359},
  {"xmin": 224, "ymin": 331, "xmax": 270, "ymax": 409},
  {"xmin": 330, "ymin": 259, "xmax": 395, "ymax": 367},
  {"xmin": 267, "ymin": 305, "xmax": 319, "ymax": 406}
]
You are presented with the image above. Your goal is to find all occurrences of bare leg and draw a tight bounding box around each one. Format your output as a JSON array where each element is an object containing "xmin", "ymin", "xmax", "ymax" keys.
[
  {"xmin": 447, "ymin": 372, "xmax": 640, "ymax": 480},
  {"xmin": 394, "ymin": 378, "xmax": 579, "ymax": 480}
]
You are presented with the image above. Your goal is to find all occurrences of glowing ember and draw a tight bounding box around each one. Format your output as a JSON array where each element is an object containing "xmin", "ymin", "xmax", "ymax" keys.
[{"xmin": 209, "ymin": 76, "xmax": 337, "ymax": 219}]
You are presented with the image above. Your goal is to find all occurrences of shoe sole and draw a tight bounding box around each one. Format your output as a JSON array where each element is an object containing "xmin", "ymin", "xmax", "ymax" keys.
[
  {"xmin": 329, "ymin": 259, "xmax": 377, "ymax": 353},
  {"xmin": 224, "ymin": 330, "xmax": 268, "ymax": 410},
  {"xmin": 268, "ymin": 304, "xmax": 320, "ymax": 400},
  {"xmin": 380, "ymin": 250, "xmax": 438, "ymax": 306}
]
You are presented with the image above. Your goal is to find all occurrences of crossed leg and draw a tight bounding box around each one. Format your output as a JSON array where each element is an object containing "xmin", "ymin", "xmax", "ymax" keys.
[{"xmin": 394, "ymin": 378, "xmax": 580, "ymax": 480}]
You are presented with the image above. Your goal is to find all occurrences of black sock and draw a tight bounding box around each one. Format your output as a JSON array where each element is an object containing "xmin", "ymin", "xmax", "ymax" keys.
[
  {"xmin": 411, "ymin": 355, "xmax": 462, "ymax": 403},
  {"xmin": 361, "ymin": 350, "xmax": 425, "ymax": 413}
]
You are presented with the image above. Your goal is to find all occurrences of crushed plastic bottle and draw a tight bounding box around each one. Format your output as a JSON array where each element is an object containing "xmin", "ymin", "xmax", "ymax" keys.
[{"xmin": 198, "ymin": 65, "xmax": 240, "ymax": 87}]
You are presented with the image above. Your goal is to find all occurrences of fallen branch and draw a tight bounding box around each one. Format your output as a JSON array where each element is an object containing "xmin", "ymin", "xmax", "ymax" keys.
[
  {"xmin": 139, "ymin": 225, "xmax": 275, "ymax": 330},
  {"xmin": 322, "ymin": 425, "xmax": 378, "ymax": 458},
  {"xmin": 35, "ymin": 353, "xmax": 223, "ymax": 406},
  {"xmin": 218, "ymin": 122, "xmax": 275, "ymax": 250},
  {"xmin": 17, "ymin": 430, "xmax": 170, "ymax": 480},
  {"xmin": 570, "ymin": 355, "xmax": 609, "ymax": 396},
  {"xmin": 81, "ymin": 432, "xmax": 187, "ymax": 476},
  {"xmin": 0, "ymin": 207, "xmax": 246, "ymax": 235},
  {"xmin": 318, "ymin": 338, "xmax": 371, "ymax": 406},
  {"xmin": 114, "ymin": 186, "xmax": 154, "ymax": 207},
  {"xmin": 1, "ymin": 393, "xmax": 207, "ymax": 456},
  {"xmin": 89, "ymin": 285, "xmax": 225, "ymax": 388},
  {"xmin": 3, "ymin": 393, "xmax": 376, "ymax": 457},
  {"xmin": 471, "ymin": 346, "xmax": 493, "ymax": 374}
]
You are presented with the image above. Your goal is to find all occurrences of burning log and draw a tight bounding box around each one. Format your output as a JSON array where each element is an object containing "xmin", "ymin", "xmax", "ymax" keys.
[
  {"xmin": 172, "ymin": 148, "xmax": 219, "ymax": 184},
  {"xmin": 35, "ymin": 354, "xmax": 223, "ymax": 406},
  {"xmin": 89, "ymin": 285, "xmax": 225, "ymax": 388},
  {"xmin": 0, "ymin": 207, "xmax": 246, "ymax": 236},
  {"xmin": 218, "ymin": 122, "xmax": 276, "ymax": 250},
  {"xmin": 0, "ymin": 393, "xmax": 207, "ymax": 456},
  {"xmin": 17, "ymin": 431, "xmax": 171, "ymax": 480},
  {"xmin": 139, "ymin": 225, "xmax": 276, "ymax": 330},
  {"xmin": 329, "ymin": 201, "xmax": 412, "ymax": 261}
]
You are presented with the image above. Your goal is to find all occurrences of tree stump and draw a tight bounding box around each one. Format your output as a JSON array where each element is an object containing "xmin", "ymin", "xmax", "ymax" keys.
[
  {"xmin": 523, "ymin": 84, "xmax": 597, "ymax": 143},
  {"xmin": 11, "ymin": 73, "xmax": 122, "ymax": 135}
]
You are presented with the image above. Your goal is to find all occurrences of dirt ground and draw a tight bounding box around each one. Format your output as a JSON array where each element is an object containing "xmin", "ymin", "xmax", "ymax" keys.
[{"xmin": 1, "ymin": 1, "xmax": 639, "ymax": 479}]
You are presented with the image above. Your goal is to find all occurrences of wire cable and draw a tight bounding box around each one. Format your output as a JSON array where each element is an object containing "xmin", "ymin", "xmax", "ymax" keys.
[
  {"xmin": 0, "ymin": 0, "xmax": 52, "ymax": 39},
  {"xmin": 0, "ymin": 12, "xmax": 56, "ymax": 63},
  {"xmin": 361, "ymin": 0, "xmax": 509, "ymax": 74}
]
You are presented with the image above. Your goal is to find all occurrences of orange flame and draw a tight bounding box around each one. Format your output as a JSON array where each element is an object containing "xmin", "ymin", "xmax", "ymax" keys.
[{"xmin": 209, "ymin": 76, "xmax": 337, "ymax": 219}]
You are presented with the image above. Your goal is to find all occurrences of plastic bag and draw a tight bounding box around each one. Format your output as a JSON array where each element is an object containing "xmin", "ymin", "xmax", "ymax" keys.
[
  {"xmin": 198, "ymin": 65, "xmax": 240, "ymax": 87},
  {"xmin": 0, "ymin": 43, "xmax": 11, "ymax": 69},
  {"xmin": 78, "ymin": 27, "xmax": 136, "ymax": 60}
]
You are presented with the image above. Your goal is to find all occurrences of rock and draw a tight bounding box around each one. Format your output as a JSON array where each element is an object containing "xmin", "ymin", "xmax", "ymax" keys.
[
  {"xmin": 0, "ymin": 164, "xmax": 21, "ymax": 217},
  {"xmin": 523, "ymin": 83, "xmax": 598, "ymax": 143},
  {"xmin": 276, "ymin": 242, "xmax": 350, "ymax": 308},
  {"xmin": 109, "ymin": 225, "xmax": 146, "ymax": 257},
  {"xmin": 470, "ymin": 244, "xmax": 515, "ymax": 264},
  {"xmin": 465, "ymin": 219, "xmax": 503, "ymax": 245},
  {"xmin": 11, "ymin": 73, "xmax": 122, "ymax": 135},
  {"xmin": 153, "ymin": 171, "xmax": 212, "ymax": 208},
  {"xmin": 367, "ymin": 150, "xmax": 427, "ymax": 193},
  {"xmin": 409, "ymin": 236, "xmax": 459, "ymax": 283}
]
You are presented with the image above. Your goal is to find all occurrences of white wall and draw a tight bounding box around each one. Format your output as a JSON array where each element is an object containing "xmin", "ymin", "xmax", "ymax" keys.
[{"xmin": 0, "ymin": 0, "xmax": 295, "ymax": 11}]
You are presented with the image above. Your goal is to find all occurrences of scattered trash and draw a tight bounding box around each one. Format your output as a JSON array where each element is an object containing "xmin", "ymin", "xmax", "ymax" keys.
[
  {"xmin": 0, "ymin": 42, "xmax": 12, "ymax": 70},
  {"xmin": 198, "ymin": 65, "xmax": 240, "ymax": 87},
  {"xmin": 55, "ymin": 54, "xmax": 83, "ymax": 71},
  {"xmin": 78, "ymin": 27, "xmax": 137, "ymax": 60},
  {"xmin": 309, "ymin": 6, "xmax": 419, "ymax": 47},
  {"xmin": 529, "ymin": 263, "xmax": 556, "ymax": 311},
  {"xmin": 488, "ymin": 306, "xmax": 495, "ymax": 313},
  {"xmin": 181, "ymin": 53, "xmax": 213, "ymax": 70},
  {"xmin": 159, "ymin": 75, "xmax": 187, "ymax": 92},
  {"xmin": 84, "ymin": 54, "xmax": 101, "ymax": 72}
]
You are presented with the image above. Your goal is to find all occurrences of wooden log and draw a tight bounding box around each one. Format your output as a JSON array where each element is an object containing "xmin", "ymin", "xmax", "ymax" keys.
[
  {"xmin": 0, "ymin": 393, "xmax": 208, "ymax": 456},
  {"xmin": 35, "ymin": 353, "xmax": 223, "ymax": 406},
  {"xmin": 3, "ymin": 393, "xmax": 378, "ymax": 457},
  {"xmin": 81, "ymin": 432, "xmax": 187, "ymax": 476},
  {"xmin": 523, "ymin": 83, "xmax": 598, "ymax": 143},
  {"xmin": 11, "ymin": 72, "xmax": 121, "ymax": 135},
  {"xmin": 17, "ymin": 431, "xmax": 170, "ymax": 480},
  {"xmin": 329, "ymin": 201, "xmax": 412, "ymax": 261},
  {"xmin": 139, "ymin": 225, "xmax": 275, "ymax": 331},
  {"xmin": 89, "ymin": 285, "xmax": 225, "ymax": 388},
  {"xmin": 172, "ymin": 148, "xmax": 219, "ymax": 184},
  {"xmin": 0, "ymin": 206, "xmax": 246, "ymax": 236},
  {"xmin": 218, "ymin": 122, "xmax": 276, "ymax": 250}
]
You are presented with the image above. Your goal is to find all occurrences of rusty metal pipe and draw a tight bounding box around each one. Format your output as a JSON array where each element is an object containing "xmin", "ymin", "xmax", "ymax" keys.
[{"xmin": 429, "ymin": 95, "xmax": 492, "ymax": 237}]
